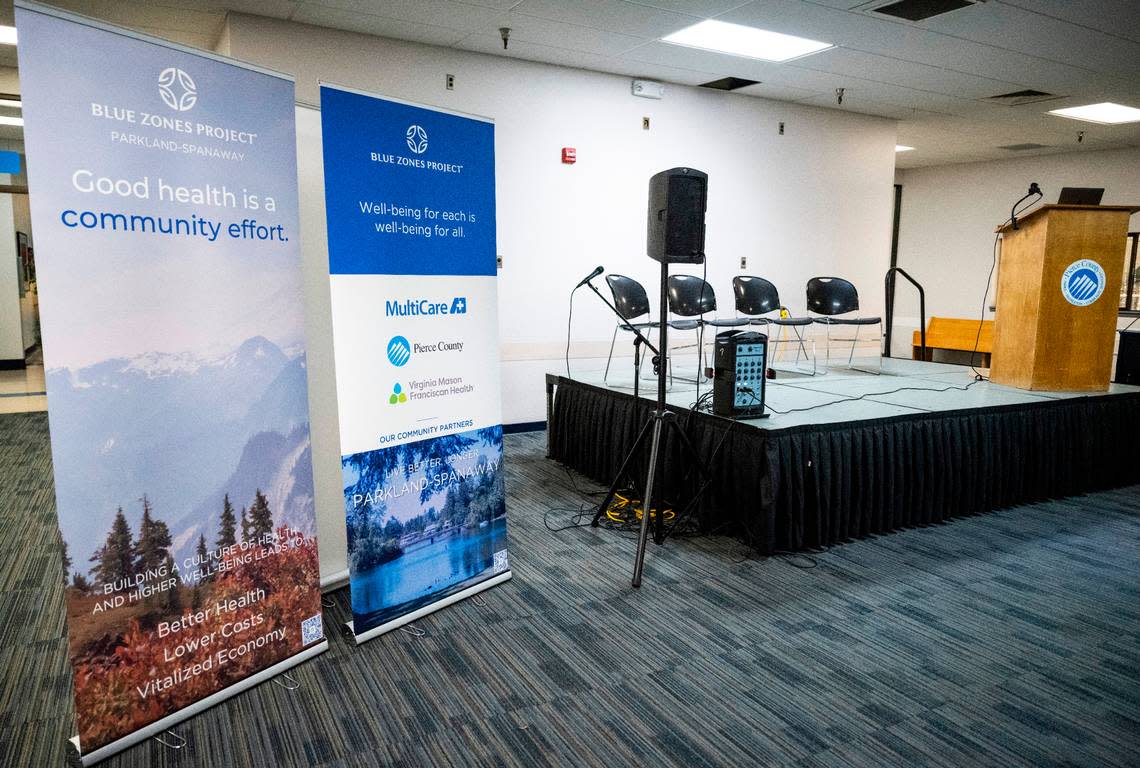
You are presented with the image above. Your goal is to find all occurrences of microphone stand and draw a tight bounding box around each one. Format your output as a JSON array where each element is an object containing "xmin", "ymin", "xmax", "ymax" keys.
[
  {"xmin": 587, "ymin": 260, "xmax": 712, "ymax": 587},
  {"xmin": 583, "ymin": 277, "xmax": 659, "ymax": 401}
]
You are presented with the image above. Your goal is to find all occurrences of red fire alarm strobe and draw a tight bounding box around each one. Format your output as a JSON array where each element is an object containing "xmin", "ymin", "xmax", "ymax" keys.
[{"xmin": 562, "ymin": 147, "xmax": 576, "ymax": 164}]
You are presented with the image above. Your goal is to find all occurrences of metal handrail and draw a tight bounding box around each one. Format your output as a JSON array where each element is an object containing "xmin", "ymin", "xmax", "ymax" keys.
[{"xmin": 884, "ymin": 267, "xmax": 926, "ymax": 360}]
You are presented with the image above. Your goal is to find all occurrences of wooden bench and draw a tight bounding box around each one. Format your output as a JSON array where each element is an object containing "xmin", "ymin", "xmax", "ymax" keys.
[{"xmin": 913, "ymin": 317, "xmax": 994, "ymax": 366}]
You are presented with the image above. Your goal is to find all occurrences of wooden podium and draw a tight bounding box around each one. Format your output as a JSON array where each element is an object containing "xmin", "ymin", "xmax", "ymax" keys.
[{"xmin": 990, "ymin": 204, "xmax": 1138, "ymax": 391}]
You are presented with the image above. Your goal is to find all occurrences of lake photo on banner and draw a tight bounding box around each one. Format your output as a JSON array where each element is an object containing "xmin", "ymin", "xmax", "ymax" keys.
[
  {"xmin": 351, "ymin": 517, "xmax": 507, "ymax": 626},
  {"xmin": 342, "ymin": 426, "xmax": 509, "ymax": 633}
]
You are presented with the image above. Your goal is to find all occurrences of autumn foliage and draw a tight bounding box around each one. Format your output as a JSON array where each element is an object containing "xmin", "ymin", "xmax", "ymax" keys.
[{"xmin": 69, "ymin": 526, "xmax": 322, "ymax": 751}]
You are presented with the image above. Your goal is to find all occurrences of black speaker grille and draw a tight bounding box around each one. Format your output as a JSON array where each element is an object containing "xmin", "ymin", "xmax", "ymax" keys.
[{"xmin": 665, "ymin": 175, "xmax": 705, "ymax": 259}]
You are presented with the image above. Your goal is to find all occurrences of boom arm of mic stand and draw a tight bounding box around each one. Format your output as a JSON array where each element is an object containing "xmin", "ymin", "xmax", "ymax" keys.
[{"xmin": 583, "ymin": 279, "xmax": 661, "ymax": 400}]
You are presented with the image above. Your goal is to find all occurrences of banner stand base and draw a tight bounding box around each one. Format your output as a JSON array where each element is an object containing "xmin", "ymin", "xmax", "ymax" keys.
[
  {"xmin": 347, "ymin": 570, "xmax": 512, "ymax": 646},
  {"xmin": 68, "ymin": 640, "xmax": 328, "ymax": 766}
]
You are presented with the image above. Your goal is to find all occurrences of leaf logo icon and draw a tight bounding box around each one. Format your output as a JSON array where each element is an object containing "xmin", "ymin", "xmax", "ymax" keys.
[{"xmin": 158, "ymin": 67, "xmax": 198, "ymax": 112}]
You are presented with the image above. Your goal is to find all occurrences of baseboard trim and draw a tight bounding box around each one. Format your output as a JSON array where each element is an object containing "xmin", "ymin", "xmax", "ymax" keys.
[
  {"xmin": 0, "ymin": 359, "xmax": 26, "ymax": 370},
  {"xmin": 503, "ymin": 421, "xmax": 546, "ymax": 434}
]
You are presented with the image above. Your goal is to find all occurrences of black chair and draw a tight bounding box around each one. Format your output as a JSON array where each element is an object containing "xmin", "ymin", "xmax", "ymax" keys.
[
  {"xmin": 603, "ymin": 274, "xmax": 660, "ymax": 384},
  {"xmin": 805, "ymin": 277, "xmax": 882, "ymax": 372},
  {"xmin": 733, "ymin": 276, "xmax": 816, "ymax": 374},
  {"xmin": 667, "ymin": 275, "xmax": 747, "ymax": 381}
]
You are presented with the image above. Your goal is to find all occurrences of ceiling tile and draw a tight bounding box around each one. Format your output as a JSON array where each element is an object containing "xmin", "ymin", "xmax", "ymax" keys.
[
  {"xmin": 314, "ymin": 0, "xmax": 505, "ymax": 30},
  {"xmin": 469, "ymin": 12, "xmax": 649, "ymax": 55},
  {"xmin": 620, "ymin": 39, "xmax": 797, "ymax": 81},
  {"xmin": 293, "ymin": 4, "xmax": 470, "ymax": 45},
  {"xmin": 796, "ymin": 47, "xmax": 1026, "ymax": 99},
  {"xmin": 921, "ymin": 1, "xmax": 1140, "ymax": 78},
  {"xmin": 451, "ymin": 34, "xmax": 652, "ymax": 77},
  {"xmin": 997, "ymin": 0, "xmax": 1140, "ymax": 44},
  {"xmin": 731, "ymin": 81, "xmax": 825, "ymax": 100},
  {"xmin": 718, "ymin": 0, "xmax": 1098, "ymax": 95},
  {"xmin": 622, "ymin": 0, "xmax": 755, "ymax": 16},
  {"xmin": 458, "ymin": 0, "xmax": 527, "ymax": 9},
  {"xmin": 794, "ymin": 92, "xmax": 937, "ymax": 120},
  {"xmin": 510, "ymin": 0, "xmax": 694, "ymax": 38}
]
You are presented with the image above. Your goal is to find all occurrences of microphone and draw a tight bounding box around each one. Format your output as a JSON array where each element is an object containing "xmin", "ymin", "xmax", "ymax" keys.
[
  {"xmin": 574, "ymin": 265, "xmax": 604, "ymax": 289},
  {"xmin": 1011, "ymin": 182, "xmax": 1043, "ymax": 231}
]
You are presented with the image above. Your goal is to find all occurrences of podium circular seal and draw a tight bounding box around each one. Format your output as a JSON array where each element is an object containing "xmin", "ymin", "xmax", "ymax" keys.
[{"xmin": 1061, "ymin": 259, "xmax": 1106, "ymax": 307}]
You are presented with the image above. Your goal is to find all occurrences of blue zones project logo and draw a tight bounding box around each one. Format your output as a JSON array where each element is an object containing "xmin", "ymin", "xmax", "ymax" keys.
[
  {"xmin": 158, "ymin": 67, "xmax": 197, "ymax": 111},
  {"xmin": 385, "ymin": 297, "xmax": 467, "ymax": 317},
  {"xmin": 1061, "ymin": 259, "xmax": 1106, "ymax": 307},
  {"xmin": 406, "ymin": 124, "xmax": 428, "ymax": 154},
  {"xmin": 387, "ymin": 336, "xmax": 411, "ymax": 366}
]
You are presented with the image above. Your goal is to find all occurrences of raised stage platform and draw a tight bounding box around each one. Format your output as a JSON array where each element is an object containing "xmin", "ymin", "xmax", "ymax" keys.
[{"xmin": 546, "ymin": 357, "xmax": 1140, "ymax": 554}]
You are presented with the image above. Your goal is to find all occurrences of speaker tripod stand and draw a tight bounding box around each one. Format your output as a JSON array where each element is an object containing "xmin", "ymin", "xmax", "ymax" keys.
[{"xmin": 588, "ymin": 259, "xmax": 711, "ymax": 587}]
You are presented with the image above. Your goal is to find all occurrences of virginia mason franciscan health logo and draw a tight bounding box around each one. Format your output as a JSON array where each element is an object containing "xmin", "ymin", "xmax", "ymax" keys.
[
  {"xmin": 406, "ymin": 124, "xmax": 428, "ymax": 154},
  {"xmin": 1061, "ymin": 259, "xmax": 1106, "ymax": 307},
  {"xmin": 387, "ymin": 336, "xmax": 412, "ymax": 366},
  {"xmin": 158, "ymin": 67, "xmax": 197, "ymax": 111}
]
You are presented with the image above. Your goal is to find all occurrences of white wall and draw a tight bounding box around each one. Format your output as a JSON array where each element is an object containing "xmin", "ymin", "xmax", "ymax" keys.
[
  {"xmin": 293, "ymin": 104, "xmax": 351, "ymax": 586},
  {"xmin": 225, "ymin": 14, "xmax": 898, "ymax": 417},
  {"xmin": 894, "ymin": 146, "xmax": 1140, "ymax": 357}
]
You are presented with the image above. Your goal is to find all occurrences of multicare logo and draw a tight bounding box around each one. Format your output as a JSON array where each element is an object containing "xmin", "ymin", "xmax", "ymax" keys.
[
  {"xmin": 158, "ymin": 67, "xmax": 197, "ymax": 111},
  {"xmin": 406, "ymin": 124, "xmax": 428, "ymax": 154},
  {"xmin": 385, "ymin": 297, "xmax": 467, "ymax": 317},
  {"xmin": 1061, "ymin": 259, "xmax": 1105, "ymax": 307},
  {"xmin": 388, "ymin": 383, "xmax": 408, "ymax": 405},
  {"xmin": 387, "ymin": 335, "xmax": 411, "ymax": 366}
]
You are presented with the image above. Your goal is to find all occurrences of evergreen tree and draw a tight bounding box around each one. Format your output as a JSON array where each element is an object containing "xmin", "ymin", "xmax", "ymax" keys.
[
  {"xmin": 71, "ymin": 572, "xmax": 91, "ymax": 593},
  {"xmin": 247, "ymin": 489, "xmax": 274, "ymax": 540},
  {"xmin": 90, "ymin": 507, "xmax": 134, "ymax": 587},
  {"xmin": 240, "ymin": 506, "xmax": 251, "ymax": 542},
  {"xmin": 196, "ymin": 534, "xmax": 209, "ymax": 571},
  {"xmin": 216, "ymin": 494, "xmax": 237, "ymax": 549},
  {"xmin": 162, "ymin": 555, "xmax": 182, "ymax": 612},
  {"xmin": 383, "ymin": 516, "xmax": 404, "ymax": 540},
  {"xmin": 61, "ymin": 535, "xmax": 72, "ymax": 580},
  {"xmin": 134, "ymin": 495, "xmax": 172, "ymax": 574}
]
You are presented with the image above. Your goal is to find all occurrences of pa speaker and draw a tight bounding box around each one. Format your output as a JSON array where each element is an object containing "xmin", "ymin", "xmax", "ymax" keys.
[
  {"xmin": 647, "ymin": 167, "xmax": 707, "ymax": 264},
  {"xmin": 1116, "ymin": 330, "xmax": 1140, "ymax": 385}
]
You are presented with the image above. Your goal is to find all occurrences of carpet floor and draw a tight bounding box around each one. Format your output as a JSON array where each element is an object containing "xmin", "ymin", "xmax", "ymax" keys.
[{"xmin": 1, "ymin": 411, "xmax": 1138, "ymax": 767}]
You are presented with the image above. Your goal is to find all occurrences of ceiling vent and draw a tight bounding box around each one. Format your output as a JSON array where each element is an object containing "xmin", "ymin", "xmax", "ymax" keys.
[
  {"xmin": 700, "ymin": 77, "xmax": 760, "ymax": 91},
  {"xmin": 998, "ymin": 143, "xmax": 1050, "ymax": 151},
  {"xmin": 871, "ymin": 0, "xmax": 975, "ymax": 22},
  {"xmin": 985, "ymin": 89, "xmax": 1061, "ymax": 106}
]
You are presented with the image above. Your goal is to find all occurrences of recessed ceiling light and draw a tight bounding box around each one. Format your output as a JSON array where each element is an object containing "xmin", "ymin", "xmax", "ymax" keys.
[
  {"xmin": 0, "ymin": 27, "xmax": 16, "ymax": 46},
  {"xmin": 662, "ymin": 20, "xmax": 832, "ymax": 63},
  {"xmin": 895, "ymin": 145, "xmax": 915, "ymax": 152},
  {"xmin": 0, "ymin": 99, "xmax": 20, "ymax": 109},
  {"xmin": 1048, "ymin": 102, "xmax": 1140, "ymax": 125},
  {"xmin": 0, "ymin": 116, "xmax": 23, "ymax": 126}
]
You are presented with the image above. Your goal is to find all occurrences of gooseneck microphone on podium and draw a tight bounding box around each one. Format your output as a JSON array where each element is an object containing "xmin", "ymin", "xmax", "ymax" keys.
[
  {"xmin": 1011, "ymin": 182, "xmax": 1042, "ymax": 230},
  {"xmin": 575, "ymin": 265, "xmax": 604, "ymax": 288}
]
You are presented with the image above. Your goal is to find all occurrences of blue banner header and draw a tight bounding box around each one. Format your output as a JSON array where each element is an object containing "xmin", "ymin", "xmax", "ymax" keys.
[{"xmin": 320, "ymin": 86, "xmax": 497, "ymax": 276}]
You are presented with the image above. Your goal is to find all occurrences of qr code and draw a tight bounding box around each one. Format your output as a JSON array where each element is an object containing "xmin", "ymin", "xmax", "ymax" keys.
[
  {"xmin": 301, "ymin": 613, "xmax": 324, "ymax": 645},
  {"xmin": 493, "ymin": 549, "xmax": 509, "ymax": 574}
]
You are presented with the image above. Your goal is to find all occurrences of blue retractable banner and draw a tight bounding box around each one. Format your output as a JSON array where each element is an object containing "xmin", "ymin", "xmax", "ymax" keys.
[
  {"xmin": 319, "ymin": 84, "xmax": 510, "ymax": 643},
  {"xmin": 16, "ymin": 2, "xmax": 325, "ymax": 762}
]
